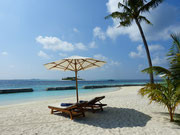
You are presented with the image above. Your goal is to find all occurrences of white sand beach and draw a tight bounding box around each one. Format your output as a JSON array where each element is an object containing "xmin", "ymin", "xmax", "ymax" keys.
[{"xmin": 0, "ymin": 86, "xmax": 180, "ymax": 135}]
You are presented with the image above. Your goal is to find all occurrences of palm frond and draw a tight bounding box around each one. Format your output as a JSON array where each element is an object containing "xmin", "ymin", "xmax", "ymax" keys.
[
  {"xmin": 170, "ymin": 55, "xmax": 180, "ymax": 80},
  {"xmin": 142, "ymin": 66, "xmax": 171, "ymax": 77},
  {"xmin": 167, "ymin": 33, "xmax": 180, "ymax": 56},
  {"xmin": 139, "ymin": 0, "xmax": 164, "ymax": 13},
  {"xmin": 168, "ymin": 33, "xmax": 180, "ymax": 79},
  {"xmin": 119, "ymin": 18, "xmax": 132, "ymax": 27},
  {"xmin": 139, "ymin": 75, "xmax": 179, "ymax": 121},
  {"xmin": 171, "ymin": 33, "xmax": 180, "ymax": 48},
  {"xmin": 127, "ymin": 0, "xmax": 145, "ymax": 11},
  {"xmin": 139, "ymin": 83, "xmax": 168, "ymax": 104},
  {"xmin": 105, "ymin": 12, "xmax": 129, "ymax": 20},
  {"xmin": 118, "ymin": 2, "xmax": 131, "ymax": 12},
  {"xmin": 138, "ymin": 15, "xmax": 152, "ymax": 25}
]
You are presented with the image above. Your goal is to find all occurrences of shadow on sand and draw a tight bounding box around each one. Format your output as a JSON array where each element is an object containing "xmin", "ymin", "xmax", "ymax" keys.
[
  {"xmin": 154, "ymin": 112, "xmax": 180, "ymax": 127},
  {"xmin": 74, "ymin": 107, "xmax": 151, "ymax": 129}
]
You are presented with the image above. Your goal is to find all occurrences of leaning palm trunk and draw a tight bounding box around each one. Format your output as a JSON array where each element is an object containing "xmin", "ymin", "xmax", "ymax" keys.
[
  {"xmin": 135, "ymin": 18, "xmax": 154, "ymax": 84},
  {"xmin": 105, "ymin": 0, "xmax": 164, "ymax": 84},
  {"xmin": 168, "ymin": 107, "xmax": 175, "ymax": 122}
]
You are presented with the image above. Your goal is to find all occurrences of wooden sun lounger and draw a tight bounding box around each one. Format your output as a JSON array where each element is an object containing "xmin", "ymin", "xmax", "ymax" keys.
[
  {"xmin": 83, "ymin": 96, "xmax": 107, "ymax": 113},
  {"xmin": 48, "ymin": 102, "xmax": 87, "ymax": 120}
]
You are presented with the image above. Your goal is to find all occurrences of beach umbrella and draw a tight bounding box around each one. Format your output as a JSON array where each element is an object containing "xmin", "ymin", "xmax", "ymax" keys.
[{"xmin": 44, "ymin": 56, "xmax": 106, "ymax": 103}]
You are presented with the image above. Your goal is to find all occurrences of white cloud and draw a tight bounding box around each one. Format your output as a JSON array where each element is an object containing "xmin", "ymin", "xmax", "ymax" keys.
[
  {"xmin": 1, "ymin": 51, "xmax": 8, "ymax": 56},
  {"xmin": 59, "ymin": 53, "xmax": 68, "ymax": 57},
  {"xmin": 93, "ymin": 54, "xmax": 108, "ymax": 61},
  {"xmin": 129, "ymin": 45, "xmax": 144, "ymax": 58},
  {"xmin": 93, "ymin": 54, "xmax": 121, "ymax": 69},
  {"xmin": 93, "ymin": 27, "xmax": 106, "ymax": 40},
  {"xmin": 129, "ymin": 44, "xmax": 165, "ymax": 58},
  {"xmin": 106, "ymin": 0, "xmax": 120, "ymax": 13},
  {"xmin": 73, "ymin": 28, "xmax": 79, "ymax": 32},
  {"xmin": 75, "ymin": 43, "xmax": 87, "ymax": 50},
  {"xmin": 152, "ymin": 56, "xmax": 167, "ymax": 65},
  {"xmin": 36, "ymin": 36, "xmax": 74, "ymax": 52},
  {"xmin": 89, "ymin": 41, "xmax": 97, "ymax": 48},
  {"xmin": 106, "ymin": 0, "xmax": 140, "ymax": 40},
  {"xmin": 106, "ymin": 0, "xmax": 180, "ymax": 41},
  {"xmin": 129, "ymin": 44, "xmax": 168, "ymax": 66},
  {"xmin": 149, "ymin": 44, "xmax": 164, "ymax": 52},
  {"xmin": 110, "ymin": 60, "xmax": 120, "ymax": 66},
  {"xmin": 106, "ymin": 21, "xmax": 141, "ymax": 41},
  {"xmin": 36, "ymin": 36, "xmax": 88, "ymax": 52},
  {"xmin": 38, "ymin": 50, "xmax": 50, "ymax": 59}
]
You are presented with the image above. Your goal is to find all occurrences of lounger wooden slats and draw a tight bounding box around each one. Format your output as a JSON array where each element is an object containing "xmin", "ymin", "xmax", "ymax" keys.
[
  {"xmin": 48, "ymin": 102, "xmax": 87, "ymax": 120},
  {"xmin": 83, "ymin": 96, "xmax": 107, "ymax": 113}
]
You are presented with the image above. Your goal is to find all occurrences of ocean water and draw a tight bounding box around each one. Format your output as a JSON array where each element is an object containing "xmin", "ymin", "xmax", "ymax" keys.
[{"xmin": 0, "ymin": 79, "xmax": 155, "ymax": 106}]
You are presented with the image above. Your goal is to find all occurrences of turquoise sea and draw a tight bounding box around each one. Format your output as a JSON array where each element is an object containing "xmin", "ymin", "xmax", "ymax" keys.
[{"xmin": 0, "ymin": 79, "xmax": 159, "ymax": 106}]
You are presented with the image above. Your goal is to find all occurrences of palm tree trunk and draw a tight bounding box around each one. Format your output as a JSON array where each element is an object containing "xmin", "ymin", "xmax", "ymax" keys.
[
  {"xmin": 169, "ymin": 107, "xmax": 174, "ymax": 122},
  {"xmin": 135, "ymin": 18, "xmax": 154, "ymax": 84}
]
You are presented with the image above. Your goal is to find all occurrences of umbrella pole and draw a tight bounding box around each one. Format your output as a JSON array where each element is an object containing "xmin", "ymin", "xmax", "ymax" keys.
[
  {"xmin": 74, "ymin": 59, "xmax": 79, "ymax": 103},
  {"xmin": 75, "ymin": 70, "xmax": 79, "ymax": 103}
]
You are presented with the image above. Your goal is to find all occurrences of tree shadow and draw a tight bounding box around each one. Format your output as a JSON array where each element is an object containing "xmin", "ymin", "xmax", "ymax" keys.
[
  {"xmin": 155, "ymin": 112, "xmax": 180, "ymax": 127},
  {"xmin": 74, "ymin": 107, "xmax": 151, "ymax": 129},
  {"xmin": 174, "ymin": 114, "xmax": 180, "ymax": 126}
]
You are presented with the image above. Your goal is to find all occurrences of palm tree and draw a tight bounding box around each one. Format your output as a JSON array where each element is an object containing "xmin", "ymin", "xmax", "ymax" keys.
[
  {"xmin": 139, "ymin": 33, "xmax": 180, "ymax": 122},
  {"xmin": 168, "ymin": 33, "xmax": 180, "ymax": 57},
  {"xmin": 139, "ymin": 66, "xmax": 180, "ymax": 122},
  {"xmin": 105, "ymin": 0, "xmax": 164, "ymax": 83},
  {"xmin": 168, "ymin": 33, "xmax": 180, "ymax": 80}
]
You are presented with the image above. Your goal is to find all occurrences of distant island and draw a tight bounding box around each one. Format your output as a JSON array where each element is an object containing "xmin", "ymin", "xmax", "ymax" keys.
[{"xmin": 62, "ymin": 77, "xmax": 84, "ymax": 81}]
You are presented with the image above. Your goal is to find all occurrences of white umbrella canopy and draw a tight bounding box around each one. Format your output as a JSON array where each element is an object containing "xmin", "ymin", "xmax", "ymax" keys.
[
  {"xmin": 44, "ymin": 56, "xmax": 106, "ymax": 71},
  {"xmin": 44, "ymin": 56, "xmax": 106, "ymax": 102}
]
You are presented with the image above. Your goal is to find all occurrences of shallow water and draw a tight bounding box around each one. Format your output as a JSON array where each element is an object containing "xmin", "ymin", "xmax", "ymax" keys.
[{"xmin": 0, "ymin": 79, "xmax": 158, "ymax": 105}]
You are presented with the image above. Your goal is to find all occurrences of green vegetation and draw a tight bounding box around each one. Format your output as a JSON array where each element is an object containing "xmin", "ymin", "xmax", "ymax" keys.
[
  {"xmin": 62, "ymin": 77, "xmax": 83, "ymax": 81},
  {"xmin": 105, "ymin": 0, "xmax": 164, "ymax": 83},
  {"xmin": 139, "ymin": 33, "xmax": 180, "ymax": 122},
  {"xmin": 168, "ymin": 33, "xmax": 180, "ymax": 80}
]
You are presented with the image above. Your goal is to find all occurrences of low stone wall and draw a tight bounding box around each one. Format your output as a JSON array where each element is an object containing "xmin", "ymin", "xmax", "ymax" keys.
[
  {"xmin": 46, "ymin": 86, "xmax": 76, "ymax": 91},
  {"xmin": 82, "ymin": 84, "xmax": 145, "ymax": 89},
  {"xmin": 0, "ymin": 88, "xmax": 33, "ymax": 94}
]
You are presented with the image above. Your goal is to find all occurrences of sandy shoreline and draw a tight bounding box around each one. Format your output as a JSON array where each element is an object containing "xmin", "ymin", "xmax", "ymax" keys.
[{"xmin": 0, "ymin": 86, "xmax": 180, "ymax": 135}]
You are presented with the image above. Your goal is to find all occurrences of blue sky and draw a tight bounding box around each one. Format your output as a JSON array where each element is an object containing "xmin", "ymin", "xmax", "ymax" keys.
[{"xmin": 0, "ymin": 0, "xmax": 180, "ymax": 80}]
